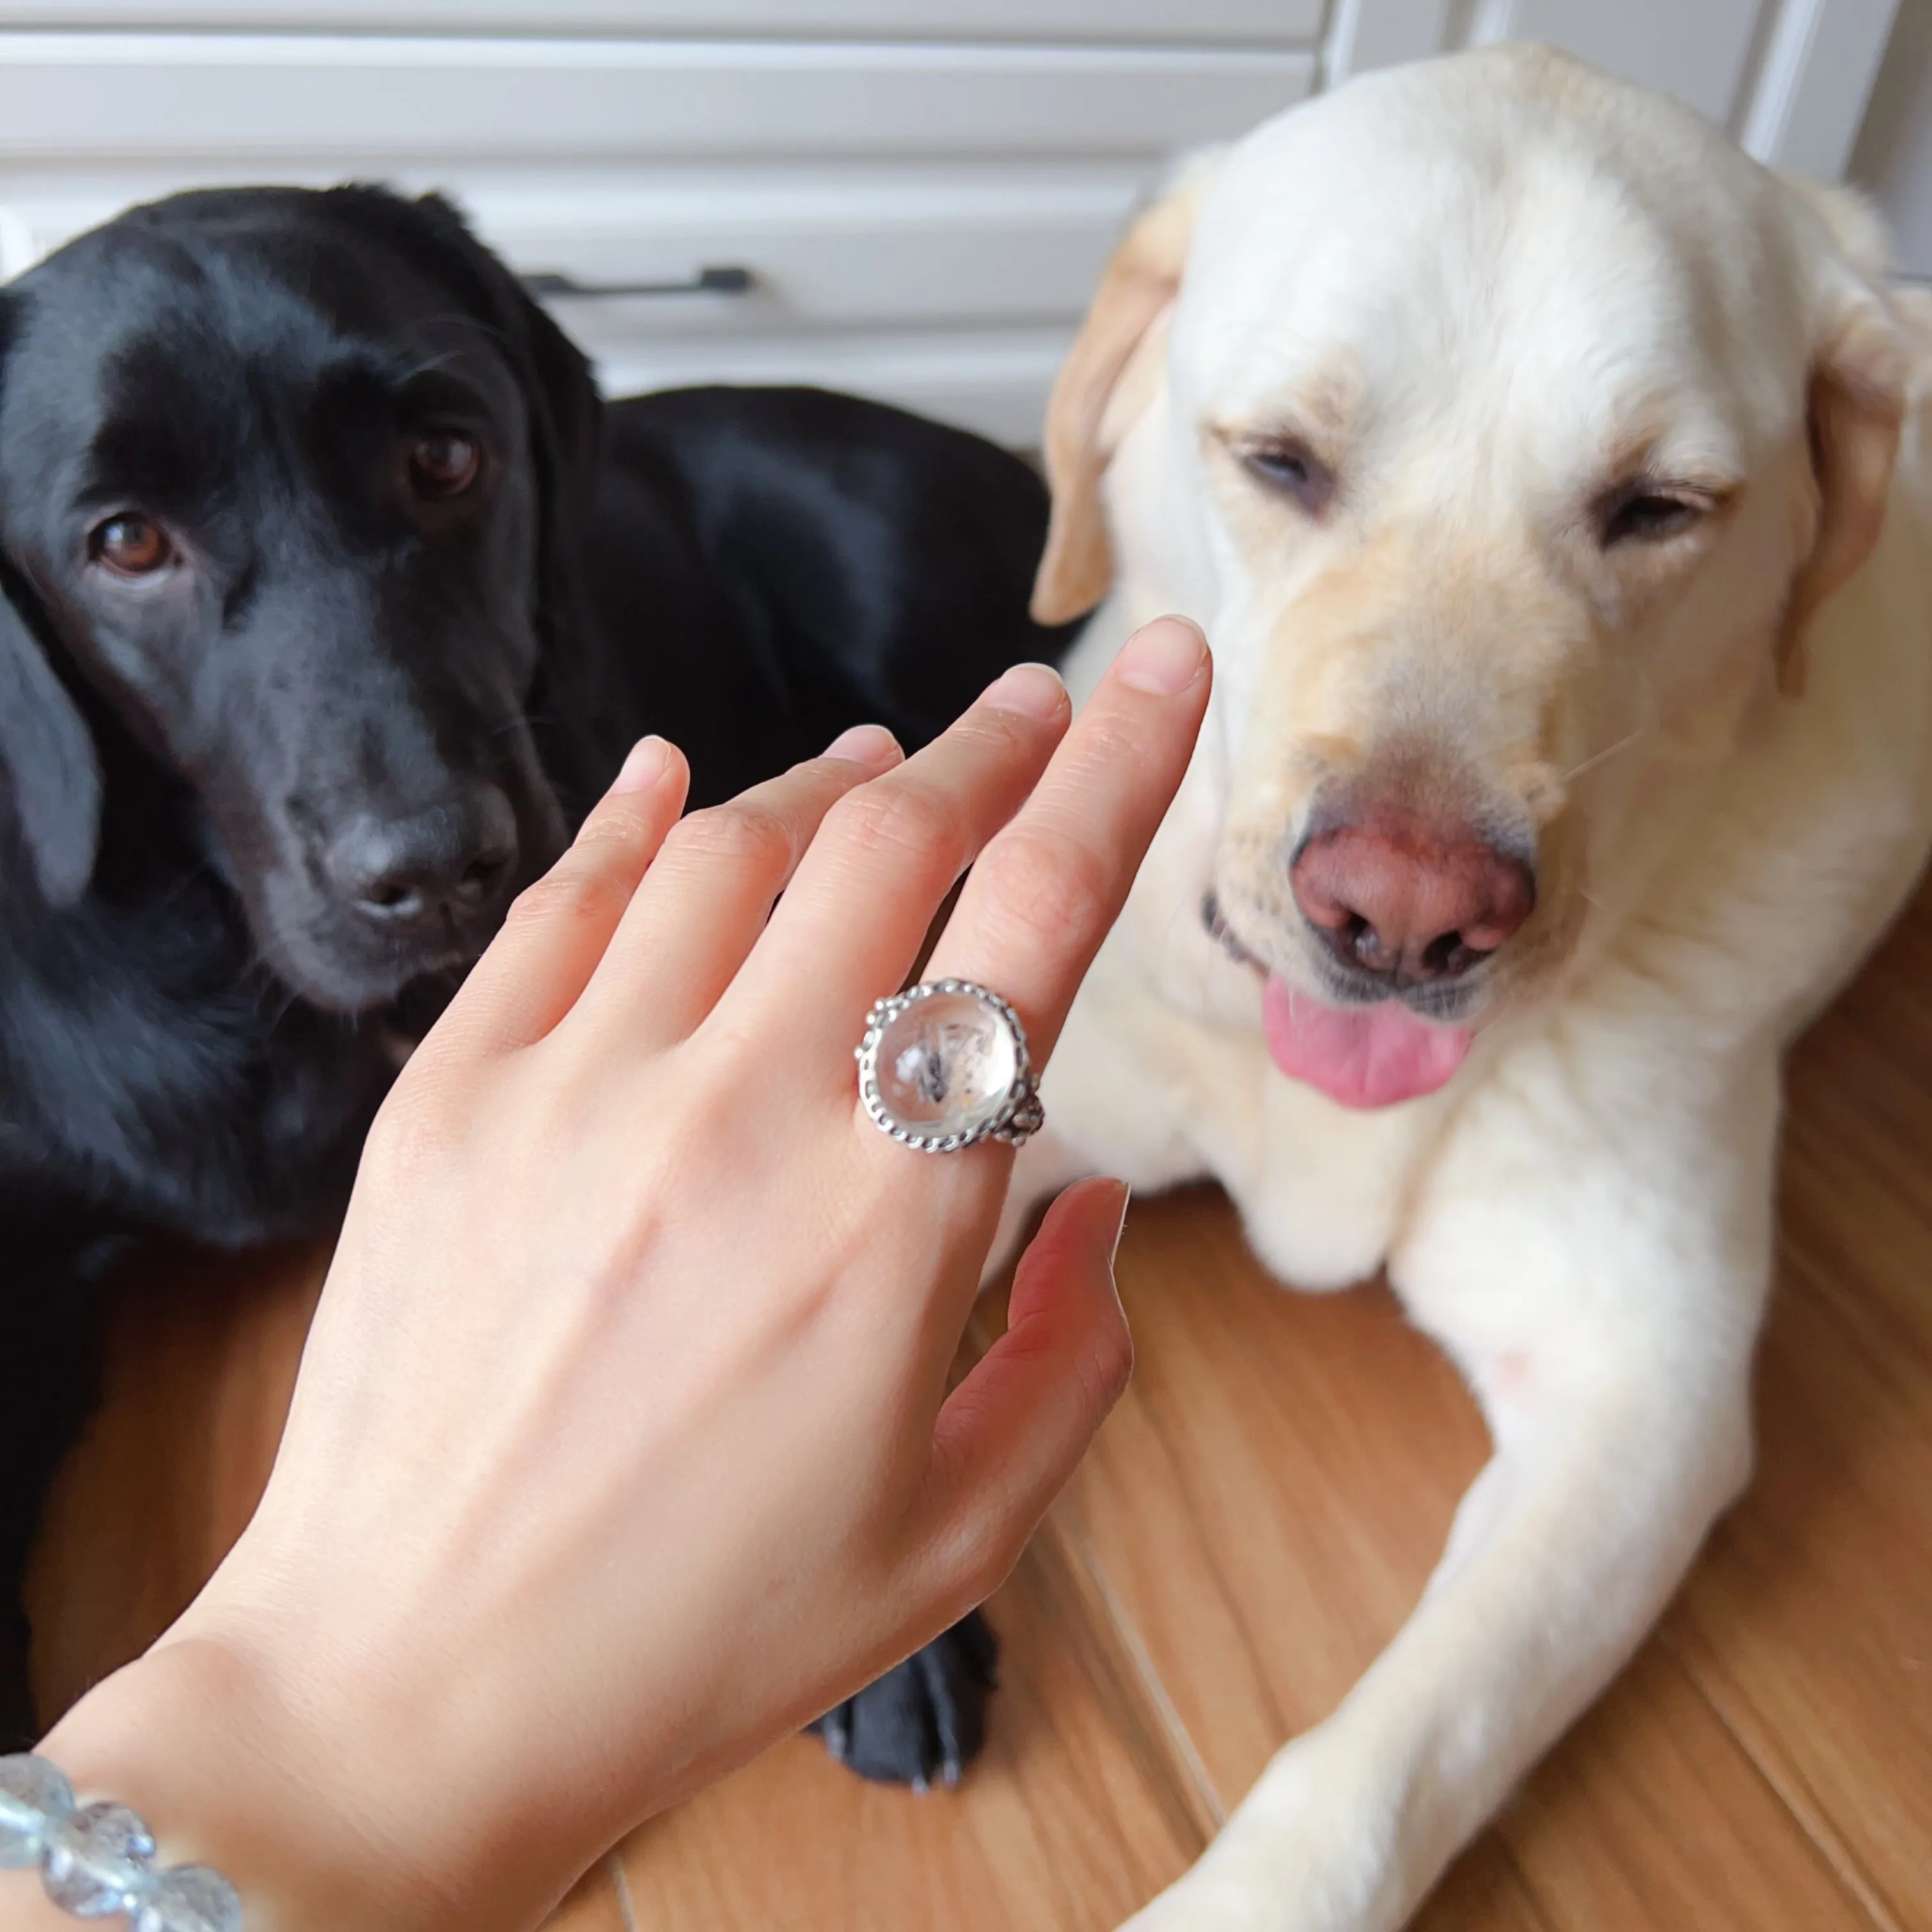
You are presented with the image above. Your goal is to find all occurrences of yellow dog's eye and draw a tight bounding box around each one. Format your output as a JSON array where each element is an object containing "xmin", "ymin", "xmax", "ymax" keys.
[
  {"xmin": 1243, "ymin": 438, "xmax": 1337, "ymax": 516},
  {"xmin": 1597, "ymin": 486, "xmax": 1708, "ymax": 546}
]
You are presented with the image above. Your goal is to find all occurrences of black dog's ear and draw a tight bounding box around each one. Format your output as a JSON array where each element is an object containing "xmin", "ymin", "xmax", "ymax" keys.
[
  {"xmin": 0, "ymin": 281, "xmax": 102, "ymax": 905},
  {"xmin": 479, "ymin": 223, "xmax": 601, "ymax": 523},
  {"xmin": 409, "ymin": 191, "xmax": 602, "ymax": 525},
  {"xmin": 0, "ymin": 573, "xmax": 101, "ymax": 905},
  {"xmin": 316, "ymin": 186, "xmax": 602, "ymax": 542}
]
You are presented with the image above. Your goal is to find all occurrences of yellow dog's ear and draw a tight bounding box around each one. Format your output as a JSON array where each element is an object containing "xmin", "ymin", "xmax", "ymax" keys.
[
  {"xmin": 1031, "ymin": 160, "xmax": 1216, "ymax": 625},
  {"xmin": 1775, "ymin": 180, "xmax": 1908, "ymax": 698}
]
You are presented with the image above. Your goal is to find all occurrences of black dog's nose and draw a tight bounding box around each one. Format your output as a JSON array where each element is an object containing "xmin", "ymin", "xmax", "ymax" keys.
[{"xmin": 325, "ymin": 785, "xmax": 519, "ymax": 928}]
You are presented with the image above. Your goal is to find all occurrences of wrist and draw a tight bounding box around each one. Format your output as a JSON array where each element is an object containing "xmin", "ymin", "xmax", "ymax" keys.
[{"xmin": 31, "ymin": 1632, "xmax": 565, "ymax": 1932}]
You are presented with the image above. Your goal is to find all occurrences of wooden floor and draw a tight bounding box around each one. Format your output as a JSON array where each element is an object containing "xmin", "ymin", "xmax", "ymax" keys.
[{"xmin": 29, "ymin": 885, "xmax": 1932, "ymax": 1932}]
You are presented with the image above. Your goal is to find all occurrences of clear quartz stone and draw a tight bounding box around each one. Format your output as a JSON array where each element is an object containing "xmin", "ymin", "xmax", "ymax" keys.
[
  {"xmin": 131, "ymin": 1864, "xmax": 244, "ymax": 1932},
  {"xmin": 0, "ymin": 1756, "xmax": 74, "ymax": 1869},
  {"xmin": 41, "ymin": 1800, "xmax": 156, "ymax": 1917},
  {"xmin": 873, "ymin": 988, "xmax": 1019, "ymax": 1140}
]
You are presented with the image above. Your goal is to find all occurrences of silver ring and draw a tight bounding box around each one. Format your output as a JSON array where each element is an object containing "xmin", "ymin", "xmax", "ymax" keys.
[{"xmin": 855, "ymin": 978, "xmax": 1044, "ymax": 1152}]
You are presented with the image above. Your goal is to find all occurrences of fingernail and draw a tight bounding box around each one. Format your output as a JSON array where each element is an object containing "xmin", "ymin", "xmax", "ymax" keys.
[
  {"xmin": 824, "ymin": 723, "xmax": 902, "ymax": 770},
  {"xmin": 1102, "ymin": 1178, "xmax": 1133, "ymax": 1264},
  {"xmin": 1116, "ymin": 616, "xmax": 1208, "ymax": 696},
  {"xmin": 981, "ymin": 661, "xmax": 1068, "ymax": 721},
  {"xmin": 612, "ymin": 736, "xmax": 672, "ymax": 792}
]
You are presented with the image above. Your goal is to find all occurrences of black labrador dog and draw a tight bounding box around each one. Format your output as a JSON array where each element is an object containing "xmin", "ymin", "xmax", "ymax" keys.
[{"xmin": 0, "ymin": 185, "xmax": 1073, "ymax": 1774}]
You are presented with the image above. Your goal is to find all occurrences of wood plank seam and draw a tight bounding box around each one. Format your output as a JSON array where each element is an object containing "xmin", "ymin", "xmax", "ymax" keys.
[
  {"xmin": 1023, "ymin": 1509, "xmax": 1221, "ymax": 1871},
  {"xmin": 1492, "ymin": 1833, "xmax": 1558, "ymax": 1932},
  {"xmin": 1119, "ymin": 1328, "xmax": 1305, "ymax": 1760},
  {"xmin": 1660, "ymin": 1624, "xmax": 1906, "ymax": 1932},
  {"xmin": 1490, "ymin": 1639, "xmax": 1874, "ymax": 1932},
  {"xmin": 1043, "ymin": 1502, "xmax": 1228, "ymax": 1836}
]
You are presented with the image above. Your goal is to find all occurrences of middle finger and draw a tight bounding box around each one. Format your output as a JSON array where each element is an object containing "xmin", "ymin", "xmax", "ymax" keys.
[
  {"xmin": 564, "ymin": 724, "xmax": 902, "ymax": 1052},
  {"xmin": 722, "ymin": 661, "xmax": 1072, "ymax": 1055}
]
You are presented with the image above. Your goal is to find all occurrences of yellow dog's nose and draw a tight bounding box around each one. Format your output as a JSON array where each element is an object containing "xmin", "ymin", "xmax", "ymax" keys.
[{"xmin": 1291, "ymin": 813, "xmax": 1535, "ymax": 986}]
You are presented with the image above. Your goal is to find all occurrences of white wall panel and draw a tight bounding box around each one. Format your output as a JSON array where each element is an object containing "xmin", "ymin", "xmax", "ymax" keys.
[
  {"xmin": 1332, "ymin": 1, "xmax": 1896, "ymax": 180},
  {"xmin": 1324, "ymin": 0, "xmax": 1452, "ymax": 84},
  {"xmin": 1741, "ymin": 0, "xmax": 1899, "ymax": 172},
  {"xmin": 1853, "ymin": 0, "xmax": 1932, "ymax": 273},
  {"xmin": 1467, "ymin": 0, "xmax": 1767, "ymax": 128}
]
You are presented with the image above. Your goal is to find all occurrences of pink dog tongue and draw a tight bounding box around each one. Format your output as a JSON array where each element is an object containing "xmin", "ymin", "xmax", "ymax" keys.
[{"xmin": 1262, "ymin": 976, "xmax": 1472, "ymax": 1110}]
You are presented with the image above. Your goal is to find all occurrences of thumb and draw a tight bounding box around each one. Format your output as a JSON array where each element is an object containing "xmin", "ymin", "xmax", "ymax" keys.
[{"xmin": 921, "ymin": 1177, "xmax": 1133, "ymax": 1599}]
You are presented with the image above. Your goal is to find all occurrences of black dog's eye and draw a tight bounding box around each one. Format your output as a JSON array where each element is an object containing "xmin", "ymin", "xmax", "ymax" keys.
[
  {"xmin": 408, "ymin": 431, "xmax": 481, "ymax": 500},
  {"xmin": 1597, "ymin": 486, "xmax": 1710, "ymax": 548},
  {"xmin": 89, "ymin": 513, "xmax": 173, "ymax": 578},
  {"xmin": 1243, "ymin": 438, "xmax": 1336, "ymax": 515}
]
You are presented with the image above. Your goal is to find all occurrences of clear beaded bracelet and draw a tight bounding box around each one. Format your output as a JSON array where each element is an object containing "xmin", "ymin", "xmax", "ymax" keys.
[{"xmin": 0, "ymin": 1755, "xmax": 240, "ymax": 1929}]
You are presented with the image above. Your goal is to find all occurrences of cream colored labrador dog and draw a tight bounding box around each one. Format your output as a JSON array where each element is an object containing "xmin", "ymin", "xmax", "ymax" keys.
[{"xmin": 999, "ymin": 43, "xmax": 1932, "ymax": 1932}]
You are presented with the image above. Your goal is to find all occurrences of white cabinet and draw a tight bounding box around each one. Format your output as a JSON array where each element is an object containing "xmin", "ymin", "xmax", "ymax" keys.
[
  {"xmin": 0, "ymin": 27, "xmax": 1317, "ymax": 443},
  {"xmin": 0, "ymin": 3, "xmax": 1328, "ymax": 39},
  {"xmin": 0, "ymin": 3, "xmax": 1899, "ymax": 443},
  {"xmin": 0, "ymin": 36, "xmax": 1315, "ymax": 161}
]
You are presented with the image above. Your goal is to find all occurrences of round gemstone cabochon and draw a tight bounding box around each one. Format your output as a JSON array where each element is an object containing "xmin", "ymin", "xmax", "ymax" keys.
[{"xmin": 871, "ymin": 987, "xmax": 1021, "ymax": 1140}]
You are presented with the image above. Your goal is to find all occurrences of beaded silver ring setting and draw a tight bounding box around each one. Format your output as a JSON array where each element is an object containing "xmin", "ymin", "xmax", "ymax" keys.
[{"xmin": 856, "ymin": 979, "xmax": 1043, "ymax": 1153}]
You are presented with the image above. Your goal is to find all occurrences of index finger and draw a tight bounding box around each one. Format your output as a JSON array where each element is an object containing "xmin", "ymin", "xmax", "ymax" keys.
[{"xmin": 918, "ymin": 616, "xmax": 1210, "ymax": 1066}]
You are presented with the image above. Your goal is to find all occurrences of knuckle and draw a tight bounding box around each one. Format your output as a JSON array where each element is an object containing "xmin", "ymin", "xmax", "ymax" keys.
[
  {"xmin": 1072, "ymin": 717, "xmax": 1146, "ymax": 772},
  {"xmin": 503, "ymin": 863, "xmax": 632, "ymax": 935},
  {"xmin": 360, "ymin": 1075, "xmax": 464, "ymax": 1187},
  {"xmin": 1085, "ymin": 1318, "xmax": 1136, "ymax": 1417},
  {"xmin": 583, "ymin": 792, "xmax": 667, "ymax": 839},
  {"xmin": 664, "ymin": 800, "xmax": 797, "ymax": 877},
  {"xmin": 951, "ymin": 1516, "xmax": 1030, "ymax": 1609},
  {"xmin": 569, "ymin": 803, "xmax": 661, "ymax": 862},
  {"xmin": 1059, "ymin": 720, "xmax": 1163, "ymax": 812},
  {"xmin": 827, "ymin": 781, "xmax": 961, "ymax": 872},
  {"xmin": 951, "ymin": 709, "xmax": 1034, "ymax": 758},
  {"xmin": 972, "ymin": 829, "xmax": 1114, "ymax": 949}
]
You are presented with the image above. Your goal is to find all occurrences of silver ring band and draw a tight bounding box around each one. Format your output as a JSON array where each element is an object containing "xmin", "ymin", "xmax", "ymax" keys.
[{"xmin": 855, "ymin": 978, "xmax": 1043, "ymax": 1152}]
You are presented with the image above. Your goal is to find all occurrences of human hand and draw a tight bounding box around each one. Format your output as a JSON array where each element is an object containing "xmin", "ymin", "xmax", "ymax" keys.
[{"xmin": 33, "ymin": 618, "xmax": 1211, "ymax": 1932}]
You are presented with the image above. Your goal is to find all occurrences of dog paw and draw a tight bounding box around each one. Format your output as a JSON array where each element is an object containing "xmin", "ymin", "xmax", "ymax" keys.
[{"xmin": 808, "ymin": 1609, "xmax": 999, "ymax": 1788}]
